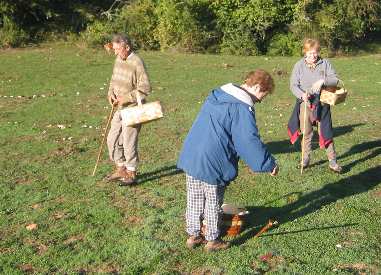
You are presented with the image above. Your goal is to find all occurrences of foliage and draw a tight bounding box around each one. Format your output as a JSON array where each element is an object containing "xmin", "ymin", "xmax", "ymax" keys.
[
  {"xmin": 117, "ymin": 0, "xmax": 160, "ymax": 50},
  {"xmin": 267, "ymin": 33, "xmax": 301, "ymax": 56},
  {"xmin": 0, "ymin": 0, "xmax": 114, "ymax": 47},
  {"xmin": 80, "ymin": 20, "xmax": 117, "ymax": 47},
  {"xmin": 291, "ymin": 0, "xmax": 381, "ymax": 52},
  {"xmin": 1, "ymin": 0, "xmax": 381, "ymax": 54},
  {"xmin": 211, "ymin": 0, "xmax": 297, "ymax": 55},
  {"xmin": 153, "ymin": 0, "xmax": 210, "ymax": 52},
  {"xmin": 0, "ymin": 16, "xmax": 28, "ymax": 47}
]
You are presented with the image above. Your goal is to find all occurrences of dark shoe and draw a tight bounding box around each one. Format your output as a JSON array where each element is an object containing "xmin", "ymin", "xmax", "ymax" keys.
[
  {"xmin": 106, "ymin": 166, "xmax": 126, "ymax": 181},
  {"xmin": 118, "ymin": 170, "xmax": 137, "ymax": 186},
  {"xmin": 204, "ymin": 239, "xmax": 230, "ymax": 252},
  {"xmin": 186, "ymin": 235, "xmax": 206, "ymax": 249},
  {"xmin": 329, "ymin": 161, "xmax": 342, "ymax": 173}
]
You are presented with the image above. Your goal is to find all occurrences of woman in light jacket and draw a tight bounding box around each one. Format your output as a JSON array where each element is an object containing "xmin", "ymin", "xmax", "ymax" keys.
[{"xmin": 287, "ymin": 38, "xmax": 342, "ymax": 173}]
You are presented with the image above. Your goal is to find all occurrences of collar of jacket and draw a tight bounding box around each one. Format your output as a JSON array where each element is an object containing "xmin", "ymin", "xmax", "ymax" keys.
[
  {"xmin": 220, "ymin": 83, "xmax": 254, "ymax": 106},
  {"xmin": 118, "ymin": 52, "xmax": 135, "ymax": 61},
  {"xmin": 304, "ymin": 57, "xmax": 323, "ymax": 69}
]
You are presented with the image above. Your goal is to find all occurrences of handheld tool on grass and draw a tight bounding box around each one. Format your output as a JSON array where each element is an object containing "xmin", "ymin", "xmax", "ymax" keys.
[{"xmin": 253, "ymin": 219, "xmax": 278, "ymax": 239}]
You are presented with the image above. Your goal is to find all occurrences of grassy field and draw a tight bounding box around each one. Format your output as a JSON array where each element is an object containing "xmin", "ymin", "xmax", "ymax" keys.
[{"xmin": 0, "ymin": 43, "xmax": 380, "ymax": 274}]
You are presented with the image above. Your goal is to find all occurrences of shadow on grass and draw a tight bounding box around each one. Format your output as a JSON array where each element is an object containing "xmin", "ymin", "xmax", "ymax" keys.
[
  {"xmin": 137, "ymin": 165, "xmax": 181, "ymax": 184},
  {"xmin": 310, "ymin": 139, "xmax": 381, "ymax": 172},
  {"xmin": 266, "ymin": 123, "xmax": 364, "ymax": 155},
  {"xmin": 231, "ymin": 165, "xmax": 381, "ymax": 246}
]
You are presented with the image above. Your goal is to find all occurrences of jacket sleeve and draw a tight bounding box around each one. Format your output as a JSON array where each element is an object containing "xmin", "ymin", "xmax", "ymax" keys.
[
  {"xmin": 231, "ymin": 106, "xmax": 276, "ymax": 173},
  {"xmin": 290, "ymin": 62, "xmax": 305, "ymax": 99},
  {"xmin": 323, "ymin": 59, "xmax": 339, "ymax": 87},
  {"xmin": 132, "ymin": 58, "xmax": 151, "ymax": 99}
]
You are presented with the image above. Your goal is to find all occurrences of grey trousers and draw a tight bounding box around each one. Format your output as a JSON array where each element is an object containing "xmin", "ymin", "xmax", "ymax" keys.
[
  {"xmin": 106, "ymin": 110, "xmax": 141, "ymax": 169},
  {"xmin": 300, "ymin": 102, "xmax": 336, "ymax": 160}
]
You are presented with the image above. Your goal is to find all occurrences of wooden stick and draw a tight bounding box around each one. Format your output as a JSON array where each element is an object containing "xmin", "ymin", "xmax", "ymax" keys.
[
  {"xmin": 92, "ymin": 104, "xmax": 116, "ymax": 176},
  {"xmin": 253, "ymin": 219, "xmax": 278, "ymax": 239},
  {"xmin": 300, "ymin": 99, "xmax": 308, "ymax": 174}
]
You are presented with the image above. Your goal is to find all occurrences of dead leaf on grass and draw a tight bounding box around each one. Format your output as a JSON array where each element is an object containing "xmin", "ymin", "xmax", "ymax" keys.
[
  {"xmin": 333, "ymin": 263, "xmax": 378, "ymax": 274},
  {"xmin": 15, "ymin": 177, "xmax": 33, "ymax": 185},
  {"xmin": 259, "ymin": 252, "xmax": 274, "ymax": 262},
  {"xmin": 19, "ymin": 264, "xmax": 34, "ymax": 273},
  {"xmin": 26, "ymin": 223, "xmax": 38, "ymax": 231},
  {"xmin": 272, "ymin": 68, "xmax": 288, "ymax": 77},
  {"xmin": 92, "ymin": 263, "xmax": 120, "ymax": 274},
  {"xmin": 258, "ymin": 252, "xmax": 286, "ymax": 271},
  {"xmin": 24, "ymin": 238, "xmax": 48, "ymax": 255},
  {"xmin": 35, "ymin": 243, "xmax": 48, "ymax": 255},
  {"xmin": 53, "ymin": 211, "xmax": 66, "ymax": 220},
  {"xmin": 31, "ymin": 203, "xmax": 41, "ymax": 209},
  {"xmin": 63, "ymin": 235, "xmax": 84, "ymax": 245},
  {"xmin": 191, "ymin": 266, "xmax": 224, "ymax": 275},
  {"xmin": 0, "ymin": 247, "xmax": 15, "ymax": 254},
  {"xmin": 126, "ymin": 215, "xmax": 143, "ymax": 225},
  {"xmin": 222, "ymin": 63, "xmax": 233, "ymax": 69}
]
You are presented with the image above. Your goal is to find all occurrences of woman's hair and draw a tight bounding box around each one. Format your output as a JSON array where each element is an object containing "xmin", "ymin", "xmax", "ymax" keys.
[
  {"xmin": 303, "ymin": 38, "xmax": 320, "ymax": 54},
  {"xmin": 112, "ymin": 34, "xmax": 133, "ymax": 50},
  {"xmin": 244, "ymin": 69, "xmax": 275, "ymax": 94}
]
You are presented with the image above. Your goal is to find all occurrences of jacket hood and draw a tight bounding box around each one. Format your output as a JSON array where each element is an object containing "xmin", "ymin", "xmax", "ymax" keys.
[{"xmin": 209, "ymin": 83, "xmax": 254, "ymax": 106}]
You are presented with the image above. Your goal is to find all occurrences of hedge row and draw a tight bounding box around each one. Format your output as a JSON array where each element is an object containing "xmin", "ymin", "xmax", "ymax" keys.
[{"xmin": 1, "ymin": 0, "xmax": 381, "ymax": 55}]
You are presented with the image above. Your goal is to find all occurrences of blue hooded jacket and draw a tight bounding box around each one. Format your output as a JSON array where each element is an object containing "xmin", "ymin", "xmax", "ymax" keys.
[{"xmin": 177, "ymin": 83, "xmax": 276, "ymax": 186}]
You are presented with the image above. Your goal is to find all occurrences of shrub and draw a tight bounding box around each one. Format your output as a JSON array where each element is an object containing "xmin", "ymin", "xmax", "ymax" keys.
[
  {"xmin": 154, "ymin": 0, "xmax": 209, "ymax": 52},
  {"xmin": 118, "ymin": 0, "xmax": 160, "ymax": 50},
  {"xmin": 220, "ymin": 25, "xmax": 260, "ymax": 56},
  {"xmin": 81, "ymin": 20, "xmax": 117, "ymax": 47},
  {"xmin": 291, "ymin": 0, "xmax": 381, "ymax": 53},
  {"xmin": 267, "ymin": 33, "xmax": 301, "ymax": 56},
  {"xmin": 212, "ymin": 0, "xmax": 297, "ymax": 55},
  {"xmin": 0, "ymin": 16, "xmax": 28, "ymax": 48}
]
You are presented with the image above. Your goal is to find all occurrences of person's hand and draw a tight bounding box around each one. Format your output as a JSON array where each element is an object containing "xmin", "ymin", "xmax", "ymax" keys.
[
  {"xmin": 311, "ymin": 79, "xmax": 324, "ymax": 94},
  {"xmin": 270, "ymin": 165, "xmax": 279, "ymax": 176},
  {"xmin": 116, "ymin": 95, "xmax": 124, "ymax": 104},
  {"xmin": 302, "ymin": 93, "xmax": 309, "ymax": 102},
  {"xmin": 108, "ymin": 94, "xmax": 117, "ymax": 106}
]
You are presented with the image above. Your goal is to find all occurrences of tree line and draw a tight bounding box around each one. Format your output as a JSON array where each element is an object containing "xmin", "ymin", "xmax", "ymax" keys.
[{"xmin": 1, "ymin": 0, "xmax": 380, "ymax": 55}]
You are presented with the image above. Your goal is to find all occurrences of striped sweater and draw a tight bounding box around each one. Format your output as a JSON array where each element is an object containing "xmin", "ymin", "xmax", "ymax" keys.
[{"xmin": 108, "ymin": 52, "xmax": 151, "ymax": 106}]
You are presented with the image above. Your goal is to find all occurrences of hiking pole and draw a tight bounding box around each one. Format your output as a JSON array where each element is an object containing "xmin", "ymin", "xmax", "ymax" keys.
[
  {"xmin": 300, "ymin": 93, "xmax": 308, "ymax": 175},
  {"xmin": 92, "ymin": 103, "xmax": 116, "ymax": 176},
  {"xmin": 253, "ymin": 219, "xmax": 278, "ymax": 239}
]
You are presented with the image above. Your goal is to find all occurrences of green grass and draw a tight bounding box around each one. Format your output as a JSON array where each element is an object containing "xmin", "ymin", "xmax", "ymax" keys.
[{"xmin": 0, "ymin": 43, "xmax": 380, "ymax": 274}]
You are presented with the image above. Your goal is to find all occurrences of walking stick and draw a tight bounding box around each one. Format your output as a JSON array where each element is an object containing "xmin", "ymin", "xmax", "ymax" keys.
[
  {"xmin": 92, "ymin": 103, "xmax": 116, "ymax": 176},
  {"xmin": 300, "ymin": 95, "xmax": 308, "ymax": 175}
]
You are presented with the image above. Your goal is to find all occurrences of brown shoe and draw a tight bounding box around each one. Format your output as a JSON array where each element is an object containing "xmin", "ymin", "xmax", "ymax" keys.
[
  {"xmin": 106, "ymin": 166, "xmax": 126, "ymax": 181},
  {"xmin": 118, "ymin": 170, "xmax": 137, "ymax": 186},
  {"xmin": 186, "ymin": 235, "xmax": 206, "ymax": 249},
  {"xmin": 204, "ymin": 239, "xmax": 230, "ymax": 252}
]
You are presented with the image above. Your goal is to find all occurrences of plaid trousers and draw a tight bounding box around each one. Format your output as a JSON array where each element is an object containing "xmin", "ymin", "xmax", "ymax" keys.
[{"xmin": 186, "ymin": 174, "xmax": 225, "ymax": 241}]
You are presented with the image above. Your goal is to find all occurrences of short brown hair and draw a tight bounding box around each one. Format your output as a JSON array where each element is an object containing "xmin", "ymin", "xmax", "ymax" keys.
[
  {"xmin": 244, "ymin": 69, "xmax": 275, "ymax": 94},
  {"xmin": 112, "ymin": 34, "xmax": 133, "ymax": 49},
  {"xmin": 303, "ymin": 38, "xmax": 320, "ymax": 54}
]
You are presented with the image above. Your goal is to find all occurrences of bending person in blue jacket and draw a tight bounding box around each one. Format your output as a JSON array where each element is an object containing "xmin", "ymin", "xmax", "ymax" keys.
[{"xmin": 177, "ymin": 69, "xmax": 279, "ymax": 252}]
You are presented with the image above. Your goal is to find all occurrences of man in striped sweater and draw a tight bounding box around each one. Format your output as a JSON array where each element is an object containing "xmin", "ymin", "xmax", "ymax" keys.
[{"xmin": 106, "ymin": 34, "xmax": 151, "ymax": 185}]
